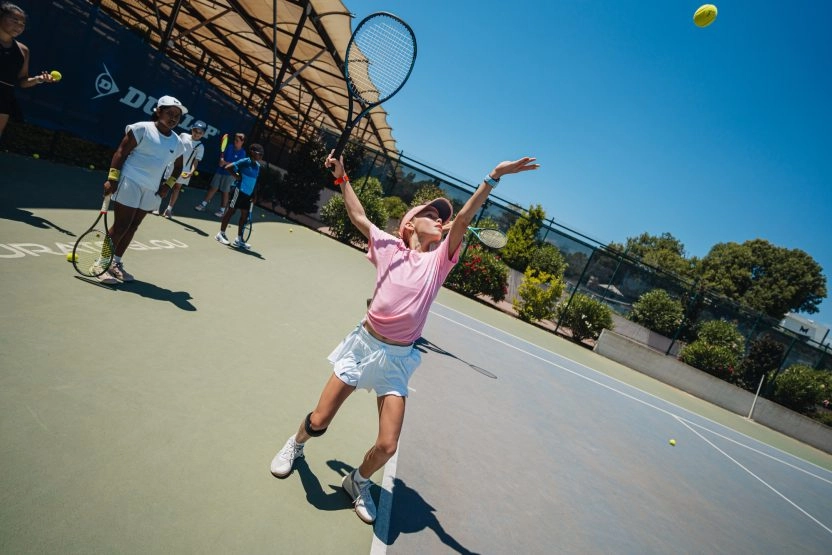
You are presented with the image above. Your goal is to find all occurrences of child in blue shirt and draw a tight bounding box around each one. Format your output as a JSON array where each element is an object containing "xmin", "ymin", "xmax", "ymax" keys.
[{"xmin": 215, "ymin": 143, "xmax": 263, "ymax": 249}]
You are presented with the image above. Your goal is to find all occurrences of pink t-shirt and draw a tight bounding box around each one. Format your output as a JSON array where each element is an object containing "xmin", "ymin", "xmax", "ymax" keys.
[{"xmin": 365, "ymin": 224, "xmax": 461, "ymax": 343}]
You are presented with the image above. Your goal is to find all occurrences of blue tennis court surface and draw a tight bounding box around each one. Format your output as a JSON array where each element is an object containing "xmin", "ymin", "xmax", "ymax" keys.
[{"xmin": 373, "ymin": 302, "xmax": 832, "ymax": 554}]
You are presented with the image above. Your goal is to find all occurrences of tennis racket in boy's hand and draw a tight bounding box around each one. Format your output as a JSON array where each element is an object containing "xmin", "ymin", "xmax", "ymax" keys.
[
  {"xmin": 331, "ymin": 12, "xmax": 417, "ymax": 158},
  {"xmin": 71, "ymin": 195, "xmax": 115, "ymax": 277}
]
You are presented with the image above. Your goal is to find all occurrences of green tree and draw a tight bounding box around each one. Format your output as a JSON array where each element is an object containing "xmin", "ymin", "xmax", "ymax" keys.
[
  {"xmin": 409, "ymin": 183, "xmax": 447, "ymax": 208},
  {"xmin": 501, "ymin": 204, "xmax": 546, "ymax": 272},
  {"xmin": 629, "ymin": 289, "xmax": 684, "ymax": 337},
  {"xmin": 556, "ymin": 293, "xmax": 614, "ymax": 343},
  {"xmin": 528, "ymin": 243, "xmax": 567, "ymax": 278},
  {"xmin": 696, "ymin": 239, "xmax": 827, "ymax": 318},
  {"xmin": 513, "ymin": 268, "xmax": 565, "ymax": 323},
  {"xmin": 445, "ymin": 244, "xmax": 509, "ymax": 302},
  {"xmin": 276, "ymin": 137, "xmax": 329, "ymax": 214},
  {"xmin": 320, "ymin": 176, "xmax": 388, "ymax": 246}
]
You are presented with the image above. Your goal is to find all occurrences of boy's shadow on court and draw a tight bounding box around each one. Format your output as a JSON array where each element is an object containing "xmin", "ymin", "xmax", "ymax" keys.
[
  {"xmin": 382, "ymin": 477, "xmax": 480, "ymax": 554},
  {"xmin": 164, "ymin": 217, "xmax": 209, "ymax": 237},
  {"xmin": 75, "ymin": 276, "xmax": 196, "ymax": 311},
  {"xmin": 227, "ymin": 246, "xmax": 265, "ymax": 260},
  {"xmin": 0, "ymin": 207, "xmax": 74, "ymax": 236}
]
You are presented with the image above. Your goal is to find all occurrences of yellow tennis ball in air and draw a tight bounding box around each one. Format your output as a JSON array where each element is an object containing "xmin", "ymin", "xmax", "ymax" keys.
[
  {"xmin": 669, "ymin": 439, "xmax": 676, "ymax": 446},
  {"xmin": 50, "ymin": 70, "xmax": 62, "ymax": 81},
  {"xmin": 89, "ymin": 164, "xmax": 95, "ymax": 170},
  {"xmin": 693, "ymin": 4, "xmax": 718, "ymax": 27},
  {"xmin": 32, "ymin": 153, "xmax": 39, "ymax": 159},
  {"xmin": 194, "ymin": 170, "xmax": 199, "ymax": 176}
]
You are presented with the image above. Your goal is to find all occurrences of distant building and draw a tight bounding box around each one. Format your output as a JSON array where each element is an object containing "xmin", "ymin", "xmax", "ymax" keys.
[{"xmin": 780, "ymin": 313, "xmax": 831, "ymax": 346}]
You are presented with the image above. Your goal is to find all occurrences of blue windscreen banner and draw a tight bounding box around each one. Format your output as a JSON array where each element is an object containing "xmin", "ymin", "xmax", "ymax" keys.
[{"xmin": 14, "ymin": 0, "xmax": 255, "ymax": 154}]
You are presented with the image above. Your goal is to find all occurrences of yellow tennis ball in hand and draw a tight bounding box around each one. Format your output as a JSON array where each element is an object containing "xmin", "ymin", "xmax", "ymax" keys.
[{"xmin": 50, "ymin": 70, "xmax": 62, "ymax": 81}]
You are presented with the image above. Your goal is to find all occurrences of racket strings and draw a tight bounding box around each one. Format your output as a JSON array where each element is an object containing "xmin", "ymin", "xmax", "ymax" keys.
[
  {"xmin": 348, "ymin": 16, "xmax": 415, "ymax": 104},
  {"xmin": 474, "ymin": 229, "xmax": 508, "ymax": 249},
  {"xmin": 73, "ymin": 230, "xmax": 114, "ymax": 276}
]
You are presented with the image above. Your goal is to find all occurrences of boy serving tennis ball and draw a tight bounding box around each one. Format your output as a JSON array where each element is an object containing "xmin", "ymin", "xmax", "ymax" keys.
[{"xmin": 270, "ymin": 150, "xmax": 538, "ymax": 524}]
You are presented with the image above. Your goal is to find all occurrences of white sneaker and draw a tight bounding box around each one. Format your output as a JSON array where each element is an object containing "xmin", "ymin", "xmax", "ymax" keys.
[
  {"xmin": 232, "ymin": 237, "xmax": 251, "ymax": 250},
  {"xmin": 214, "ymin": 208, "xmax": 225, "ymax": 218},
  {"xmin": 270, "ymin": 435, "xmax": 304, "ymax": 478},
  {"xmin": 342, "ymin": 469, "xmax": 377, "ymax": 524},
  {"xmin": 194, "ymin": 203, "xmax": 207, "ymax": 212},
  {"xmin": 215, "ymin": 231, "xmax": 230, "ymax": 245},
  {"xmin": 151, "ymin": 208, "xmax": 160, "ymax": 216},
  {"xmin": 95, "ymin": 268, "xmax": 118, "ymax": 285},
  {"xmin": 162, "ymin": 207, "xmax": 173, "ymax": 219}
]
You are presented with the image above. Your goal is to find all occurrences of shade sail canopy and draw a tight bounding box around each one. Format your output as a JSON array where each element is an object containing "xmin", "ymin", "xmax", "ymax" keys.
[{"xmin": 99, "ymin": 0, "xmax": 399, "ymax": 156}]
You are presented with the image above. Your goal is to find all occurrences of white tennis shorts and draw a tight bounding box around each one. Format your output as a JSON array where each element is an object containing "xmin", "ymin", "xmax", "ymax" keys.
[
  {"xmin": 111, "ymin": 176, "xmax": 162, "ymax": 212},
  {"xmin": 328, "ymin": 323, "xmax": 421, "ymax": 397}
]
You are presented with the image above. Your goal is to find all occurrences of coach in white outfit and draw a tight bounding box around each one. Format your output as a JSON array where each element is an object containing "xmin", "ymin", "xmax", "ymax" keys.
[{"xmin": 99, "ymin": 95, "xmax": 186, "ymax": 284}]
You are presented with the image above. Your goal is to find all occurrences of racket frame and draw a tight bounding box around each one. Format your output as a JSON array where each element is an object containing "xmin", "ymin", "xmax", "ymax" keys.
[
  {"xmin": 467, "ymin": 226, "xmax": 508, "ymax": 249},
  {"xmin": 333, "ymin": 12, "xmax": 417, "ymax": 158},
  {"xmin": 71, "ymin": 195, "xmax": 115, "ymax": 277}
]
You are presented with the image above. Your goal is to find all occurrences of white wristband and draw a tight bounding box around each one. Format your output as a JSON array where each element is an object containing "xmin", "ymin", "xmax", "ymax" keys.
[{"xmin": 484, "ymin": 174, "xmax": 499, "ymax": 188}]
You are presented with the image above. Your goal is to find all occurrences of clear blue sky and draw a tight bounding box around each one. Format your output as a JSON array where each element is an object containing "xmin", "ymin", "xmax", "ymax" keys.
[{"xmin": 344, "ymin": 0, "xmax": 832, "ymax": 326}]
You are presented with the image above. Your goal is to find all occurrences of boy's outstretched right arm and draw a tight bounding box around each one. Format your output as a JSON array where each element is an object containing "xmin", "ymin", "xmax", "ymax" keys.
[{"xmin": 325, "ymin": 151, "xmax": 372, "ymax": 239}]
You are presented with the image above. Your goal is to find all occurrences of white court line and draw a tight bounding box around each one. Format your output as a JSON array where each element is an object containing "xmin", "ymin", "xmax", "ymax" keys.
[
  {"xmin": 369, "ymin": 303, "xmax": 832, "ymax": 554},
  {"xmin": 370, "ymin": 448, "xmax": 399, "ymax": 555},
  {"xmin": 677, "ymin": 416, "xmax": 832, "ymax": 535}
]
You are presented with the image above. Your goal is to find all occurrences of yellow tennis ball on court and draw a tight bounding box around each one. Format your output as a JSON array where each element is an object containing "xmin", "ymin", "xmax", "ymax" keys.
[
  {"xmin": 693, "ymin": 4, "xmax": 718, "ymax": 27},
  {"xmin": 32, "ymin": 153, "xmax": 39, "ymax": 159},
  {"xmin": 669, "ymin": 439, "xmax": 676, "ymax": 446},
  {"xmin": 50, "ymin": 70, "xmax": 62, "ymax": 81},
  {"xmin": 289, "ymin": 228, "xmax": 293, "ymax": 233},
  {"xmin": 66, "ymin": 252, "xmax": 77, "ymax": 262}
]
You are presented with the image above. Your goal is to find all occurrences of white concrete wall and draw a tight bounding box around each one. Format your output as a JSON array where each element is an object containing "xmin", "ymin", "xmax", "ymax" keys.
[{"xmin": 594, "ymin": 329, "xmax": 832, "ymax": 454}]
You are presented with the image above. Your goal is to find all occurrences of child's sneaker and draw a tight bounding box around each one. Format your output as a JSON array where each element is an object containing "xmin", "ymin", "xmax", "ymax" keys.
[
  {"xmin": 232, "ymin": 237, "xmax": 250, "ymax": 250},
  {"xmin": 151, "ymin": 208, "xmax": 160, "ymax": 216},
  {"xmin": 109, "ymin": 261, "xmax": 134, "ymax": 282},
  {"xmin": 95, "ymin": 268, "xmax": 118, "ymax": 285},
  {"xmin": 270, "ymin": 435, "xmax": 304, "ymax": 478},
  {"xmin": 194, "ymin": 203, "xmax": 207, "ymax": 212},
  {"xmin": 215, "ymin": 231, "xmax": 230, "ymax": 245},
  {"xmin": 342, "ymin": 470, "xmax": 376, "ymax": 524},
  {"xmin": 162, "ymin": 207, "xmax": 173, "ymax": 219},
  {"xmin": 214, "ymin": 208, "xmax": 225, "ymax": 218}
]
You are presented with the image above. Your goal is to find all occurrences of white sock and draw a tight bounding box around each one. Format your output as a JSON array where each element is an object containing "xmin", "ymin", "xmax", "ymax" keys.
[
  {"xmin": 200, "ymin": 200, "xmax": 207, "ymax": 206},
  {"xmin": 354, "ymin": 469, "xmax": 369, "ymax": 483}
]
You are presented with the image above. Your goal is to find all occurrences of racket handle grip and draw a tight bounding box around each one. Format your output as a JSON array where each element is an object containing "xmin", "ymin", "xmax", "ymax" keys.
[{"xmin": 332, "ymin": 133, "xmax": 349, "ymax": 160}]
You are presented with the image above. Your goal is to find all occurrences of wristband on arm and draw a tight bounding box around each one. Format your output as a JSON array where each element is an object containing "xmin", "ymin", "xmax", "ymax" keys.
[{"xmin": 108, "ymin": 168, "xmax": 121, "ymax": 181}]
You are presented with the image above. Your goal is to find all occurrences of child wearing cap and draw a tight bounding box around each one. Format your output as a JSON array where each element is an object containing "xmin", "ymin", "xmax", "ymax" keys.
[
  {"xmin": 270, "ymin": 150, "xmax": 539, "ymax": 524},
  {"xmin": 156, "ymin": 121, "xmax": 206, "ymax": 219},
  {"xmin": 215, "ymin": 143, "xmax": 263, "ymax": 249},
  {"xmin": 98, "ymin": 95, "xmax": 187, "ymax": 284}
]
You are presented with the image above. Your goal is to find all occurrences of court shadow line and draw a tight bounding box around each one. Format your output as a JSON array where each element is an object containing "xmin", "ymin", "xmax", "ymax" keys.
[
  {"xmin": 378, "ymin": 477, "xmax": 481, "ymax": 554},
  {"xmin": 73, "ymin": 275, "xmax": 196, "ymax": 311},
  {"xmin": 163, "ymin": 216, "xmax": 210, "ymax": 237},
  {"xmin": 226, "ymin": 245, "xmax": 265, "ymax": 260},
  {"xmin": 1, "ymin": 207, "xmax": 75, "ymax": 236}
]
